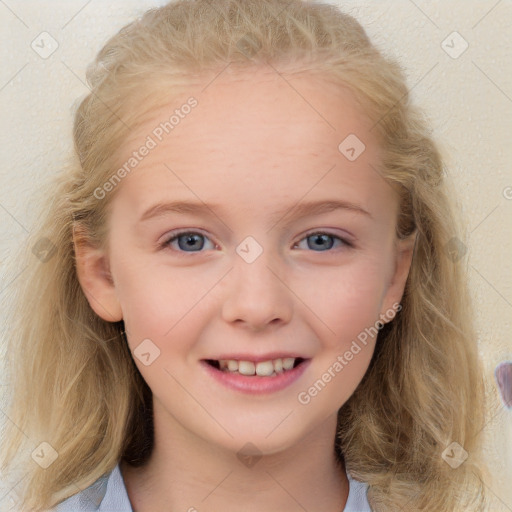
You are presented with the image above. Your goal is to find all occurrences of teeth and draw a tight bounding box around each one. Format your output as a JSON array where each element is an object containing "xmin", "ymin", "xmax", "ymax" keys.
[
  {"xmin": 255, "ymin": 361, "xmax": 274, "ymax": 376},
  {"xmin": 238, "ymin": 361, "xmax": 255, "ymax": 376},
  {"xmin": 216, "ymin": 357, "xmax": 298, "ymax": 376},
  {"xmin": 282, "ymin": 357, "xmax": 295, "ymax": 370},
  {"xmin": 227, "ymin": 360, "xmax": 239, "ymax": 372}
]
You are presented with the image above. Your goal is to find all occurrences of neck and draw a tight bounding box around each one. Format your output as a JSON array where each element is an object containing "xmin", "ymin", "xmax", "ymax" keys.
[{"xmin": 120, "ymin": 410, "xmax": 349, "ymax": 512}]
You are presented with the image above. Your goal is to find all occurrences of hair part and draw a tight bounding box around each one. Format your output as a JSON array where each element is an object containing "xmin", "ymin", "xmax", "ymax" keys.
[{"xmin": 1, "ymin": 0, "xmax": 491, "ymax": 510}]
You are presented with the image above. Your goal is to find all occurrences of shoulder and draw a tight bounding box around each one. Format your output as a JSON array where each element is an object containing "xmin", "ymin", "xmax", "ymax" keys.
[
  {"xmin": 52, "ymin": 464, "xmax": 132, "ymax": 511},
  {"xmin": 344, "ymin": 471, "xmax": 372, "ymax": 512}
]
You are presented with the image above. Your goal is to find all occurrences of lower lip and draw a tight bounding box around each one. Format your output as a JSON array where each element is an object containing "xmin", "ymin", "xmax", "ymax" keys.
[{"xmin": 201, "ymin": 360, "xmax": 311, "ymax": 394}]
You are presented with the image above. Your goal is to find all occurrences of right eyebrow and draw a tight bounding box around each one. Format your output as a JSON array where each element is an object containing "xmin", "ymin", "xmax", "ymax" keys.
[{"xmin": 138, "ymin": 198, "xmax": 373, "ymax": 226}]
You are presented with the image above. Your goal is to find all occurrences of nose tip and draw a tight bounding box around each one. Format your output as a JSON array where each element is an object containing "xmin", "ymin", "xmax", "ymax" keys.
[{"xmin": 220, "ymin": 245, "xmax": 292, "ymax": 330}]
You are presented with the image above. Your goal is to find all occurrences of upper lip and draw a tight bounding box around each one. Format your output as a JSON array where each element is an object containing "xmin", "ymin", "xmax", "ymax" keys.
[{"xmin": 203, "ymin": 353, "xmax": 308, "ymax": 363}]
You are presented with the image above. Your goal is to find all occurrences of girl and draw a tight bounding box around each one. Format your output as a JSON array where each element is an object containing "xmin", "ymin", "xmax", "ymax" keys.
[{"xmin": 1, "ymin": 0, "xmax": 490, "ymax": 510}]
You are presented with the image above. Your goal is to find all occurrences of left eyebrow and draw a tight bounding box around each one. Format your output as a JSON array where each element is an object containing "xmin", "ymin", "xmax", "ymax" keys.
[{"xmin": 138, "ymin": 198, "xmax": 373, "ymax": 225}]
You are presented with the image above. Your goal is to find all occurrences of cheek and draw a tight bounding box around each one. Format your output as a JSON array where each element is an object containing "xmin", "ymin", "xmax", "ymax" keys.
[
  {"xmin": 113, "ymin": 258, "xmax": 210, "ymax": 336},
  {"xmin": 295, "ymin": 259, "xmax": 388, "ymax": 345},
  {"xmin": 113, "ymin": 240, "xmax": 390, "ymax": 348},
  {"xmin": 114, "ymin": 264, "xmax": 219, "ymax": 386}
]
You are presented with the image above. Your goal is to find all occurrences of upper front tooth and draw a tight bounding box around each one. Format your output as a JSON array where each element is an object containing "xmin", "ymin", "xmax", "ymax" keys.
[
  {"xmin": 238, "ymin": 360, "xmax": 256, "ymax": 376},
  {"xmin": 255, "ymin": 360, "xmax": 274, "ymax": 376},
  {"xmin": 218, "ymin": 357, "xmax": 298, "ymax": 375},
  {"xmin": 282, "ymin": 357, "xmax": 295, "ymax": 370},
  {"xmin": 227, "ymin": 360, "xmax": 239, "ymax": 371}
]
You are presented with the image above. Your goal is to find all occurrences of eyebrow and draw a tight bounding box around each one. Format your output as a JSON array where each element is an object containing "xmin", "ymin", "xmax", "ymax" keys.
[{"xmin": 138, "ymin": 198, "xmax": 373, "ymax": 225}]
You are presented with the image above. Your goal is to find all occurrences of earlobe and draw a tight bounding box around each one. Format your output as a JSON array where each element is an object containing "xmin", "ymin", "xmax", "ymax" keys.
[
  {"xmin": 73, "ymin": 225, "xmax": 123, "ymax": 323},
  {"xmin": 380, "ymin": 232, "xmax": 417, "ymax": 321}
]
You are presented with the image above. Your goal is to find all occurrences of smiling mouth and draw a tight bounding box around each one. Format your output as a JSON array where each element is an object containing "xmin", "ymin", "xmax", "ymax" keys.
[{"xmin": 204, "ymin": 357, "xmax": 306, "ymax": 377}]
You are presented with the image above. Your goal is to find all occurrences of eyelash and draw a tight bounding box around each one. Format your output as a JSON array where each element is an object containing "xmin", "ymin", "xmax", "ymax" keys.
[{"xmin": 159, "ymin": 229, "xmax": 354, "ymax": 255}]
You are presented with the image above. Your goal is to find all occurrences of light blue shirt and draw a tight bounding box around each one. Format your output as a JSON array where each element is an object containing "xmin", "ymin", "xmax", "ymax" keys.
[{"xmin": 53, "ymin": 463, "xmax": 372, "ymax": 511}]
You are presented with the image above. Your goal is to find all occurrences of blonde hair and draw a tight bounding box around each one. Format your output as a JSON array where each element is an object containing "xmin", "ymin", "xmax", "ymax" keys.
[{"xmin": 1, "ymin": 0, "xmax": 492, "ymax": 510}]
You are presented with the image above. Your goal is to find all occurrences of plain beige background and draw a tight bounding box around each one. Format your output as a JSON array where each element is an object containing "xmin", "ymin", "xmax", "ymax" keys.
[{"xmin": 0, "ymin": 0, "xmax": 511, "ymax": 510}]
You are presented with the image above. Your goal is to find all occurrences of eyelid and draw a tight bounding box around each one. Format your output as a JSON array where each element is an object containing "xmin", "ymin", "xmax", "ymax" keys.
[
  {"xmin": 298, "ymin": 228, "xmax": 355, "ymax": 246},
  {"xmin": 160, "ymin": 227, "xmax": 355, "ymax": 253},
  {"xmin": 159, "ymin": 228, "xmax": 218, "ymax": 251}
]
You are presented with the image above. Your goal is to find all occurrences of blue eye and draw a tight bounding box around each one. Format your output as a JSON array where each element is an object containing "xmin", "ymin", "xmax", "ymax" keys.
[
  {"xmin": 295, "ymin": 231, "xmax": 352, "ymax": 252},
  {"xmin": 160, "ymin": 230, "xmax": 352, "ymax": 254},
  {"xmin": 162, "ymin": 231, "xmax": 216, "ymax": 253}
]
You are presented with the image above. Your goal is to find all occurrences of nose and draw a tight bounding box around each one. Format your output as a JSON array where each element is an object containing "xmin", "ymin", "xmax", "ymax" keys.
[{"xmin": 221, "ymin": 246, "xmax": 293, "ymax": 331}]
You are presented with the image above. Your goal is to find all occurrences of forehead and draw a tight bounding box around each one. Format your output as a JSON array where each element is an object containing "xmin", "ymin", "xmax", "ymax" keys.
[
  {"xmin": 121, "ymin": 65, "xmax": 373, "ymax": 152},
  {"xmin": 110, "ymin": 66, "xmax": 394, "ymax": 219}
]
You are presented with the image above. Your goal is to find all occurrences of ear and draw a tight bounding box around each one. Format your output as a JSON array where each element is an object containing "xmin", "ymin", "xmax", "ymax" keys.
[
  {"xmin": 73, "ymin": 224, "xmax": 123, "ymax": 322},
  {"xmin": 380, "ymin": 232, "xmax": 417, "ymax": 321}
]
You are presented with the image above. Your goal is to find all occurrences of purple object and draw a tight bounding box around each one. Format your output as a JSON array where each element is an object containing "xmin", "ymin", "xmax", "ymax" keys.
[{"xmin": 495, "ymin": 361, "xmax": 512, "ymax": 410}]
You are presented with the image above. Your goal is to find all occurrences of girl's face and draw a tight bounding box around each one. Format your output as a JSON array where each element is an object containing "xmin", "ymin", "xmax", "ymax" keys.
[{"xmin": 77, "ymin": 67, "xmax": 415, "ymax": 456}]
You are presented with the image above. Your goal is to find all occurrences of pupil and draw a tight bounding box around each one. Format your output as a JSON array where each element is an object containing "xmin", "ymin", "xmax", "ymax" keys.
[
  {"xmin": 180, "ymin": 234, "xmax": 203, "ymax": 251},
  {"xmin": 310, "ymin": 234, "xmax": 333, "ymax": 251}
]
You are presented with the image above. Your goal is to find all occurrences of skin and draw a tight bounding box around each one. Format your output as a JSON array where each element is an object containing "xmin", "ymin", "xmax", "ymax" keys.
[{"xmin": 74, "ymin": 66, "xmax": 416, "ymax": 511}]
